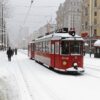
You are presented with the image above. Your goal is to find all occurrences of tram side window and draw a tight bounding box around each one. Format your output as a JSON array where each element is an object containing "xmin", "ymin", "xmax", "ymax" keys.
[
  {"xmin": 43, "ymin": 41, "xmax": 45, "ymax": 52},
  {"xmin": 61, "ymin": 41, "xmax": 69, "ymax": 54},
  {"xmin": 40, "ymin": 42, "xmax": 42, "ymax": 52},
  {"xmin": 36, "ymin": 43, "xmax": 39, "ymax": 51},
  {"xmin": 45, "ymin": 41, "xmax": 49, "ymax": 52},
  {"xmin": 48, "ymin": 41, "xmax": 51, "ymax": 53},
  {"xmin": 80, "ymin": 42, "xmax": 83, "ymax": 54}
]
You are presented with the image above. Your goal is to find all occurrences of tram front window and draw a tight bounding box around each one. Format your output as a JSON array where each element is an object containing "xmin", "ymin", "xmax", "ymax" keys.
[
  {"xmin": 61, "ymin": 41, "xmax": 82, "ymax": 55},
  {"xmin": 70, "ymin": 42, "xmax": 81, "ymax": 54},
  {"xmin": 61, "ymin": 41, "xmax": 69, "ymax": 54}
]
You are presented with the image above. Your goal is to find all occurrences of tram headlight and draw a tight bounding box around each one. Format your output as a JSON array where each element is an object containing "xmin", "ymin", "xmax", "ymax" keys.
[
  {"xmin": 73, "ymin": 62, "xmax": 78, "ymax": 67},
  {"xmin": 63, "ymin": 61, "xmax": 67, "ymax": 66}
]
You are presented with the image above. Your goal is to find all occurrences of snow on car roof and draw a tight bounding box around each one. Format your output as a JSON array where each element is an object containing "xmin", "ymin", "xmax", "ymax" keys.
[{"xmin": 94, "ymin": 40, "xmax": 100, "ymax": 46}]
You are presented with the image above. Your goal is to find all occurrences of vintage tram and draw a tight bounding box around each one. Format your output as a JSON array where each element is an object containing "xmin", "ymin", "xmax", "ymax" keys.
[{"xmin": 28, "ymin": 31, "xmax": 84, "ymax": 73}]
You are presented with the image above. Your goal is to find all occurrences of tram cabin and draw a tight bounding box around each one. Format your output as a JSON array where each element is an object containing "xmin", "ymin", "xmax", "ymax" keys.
[
  {"xmin": 94, "ymin": 40, "xmax": 100, "ymax": 58},
  {"xmin": 28, "ymin": 32, "xmax": 84, "ymax": 73}
]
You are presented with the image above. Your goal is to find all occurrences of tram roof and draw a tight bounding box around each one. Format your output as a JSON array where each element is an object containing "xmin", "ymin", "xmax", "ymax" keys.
[
  {"xmin": 35, "ymin": 32, "xmax": 83, "ymax": 41},
  {"xmin": 94, "ymin": 40, "xmax": 100, "ymax": 46}
]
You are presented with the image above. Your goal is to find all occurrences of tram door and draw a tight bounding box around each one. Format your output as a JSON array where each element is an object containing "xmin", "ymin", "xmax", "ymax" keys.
[
  {"xmin": 51, "ymin": 41, "xmax": 60, "ymax": 68},
  {"xmin": 51, "ymin": 42, "xmax": 55, "ymax": 67}
]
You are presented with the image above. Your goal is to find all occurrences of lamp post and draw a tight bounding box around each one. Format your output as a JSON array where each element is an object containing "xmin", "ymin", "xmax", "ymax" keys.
[
  {"xmin": 1, "ymin": 2, "xmax": 4, "ymax": 50},
  {"xmin": 89, "ymin": 0, "xmax": 92, "ymax": 52},
  {"xmin": 22, "ymin": 38, "xmax": 25, "ymax": 49}
]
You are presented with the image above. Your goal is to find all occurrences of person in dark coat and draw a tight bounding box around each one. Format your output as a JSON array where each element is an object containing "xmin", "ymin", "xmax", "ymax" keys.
[
  {"xmin": 7, "ymin": 47, "xmax": 13, "ymax": 61},
  {"xmin": 14, "ymin": 48, "xmax": 17, "ymax": 55},
  {"xmin": 89, "ymin": 49, "xmax": 92, "ymax": 57}
]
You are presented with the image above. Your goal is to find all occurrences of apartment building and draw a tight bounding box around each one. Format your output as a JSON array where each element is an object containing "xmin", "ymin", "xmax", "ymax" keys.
[
  {"xmin": 81, "ymin": 0, "xmax": 100, "ymax": 39},
  {"xmin": 56, "ymin": 0, "xmax": 82, "ymax": 35},
  {"xmin": 81, "ymin": 0, "xmax": 100, "ymax": 52}
]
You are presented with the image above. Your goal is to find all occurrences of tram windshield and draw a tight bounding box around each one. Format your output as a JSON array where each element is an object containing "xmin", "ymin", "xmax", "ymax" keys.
[{"xmin": 61, "ymin": 41, "xmax": 83, "ymax": 55}]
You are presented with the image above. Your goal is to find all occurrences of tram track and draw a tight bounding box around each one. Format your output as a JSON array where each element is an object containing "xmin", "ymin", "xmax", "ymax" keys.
[
  {"xmin": 85, "ymin": 72, "xmax": 100, "ymax": 79},
  {"xmin": 15, "ymin": 57, "xmax": 34, "ymax": 100},
  {"xmin": 85, "ymin": 66, "xmax": 100, "ymax": 72},
  {"xmin": 18, "ymin": 50, "xmax": 100, "ymax": 80},
  {"xmin": 85, "ymin": 62, "xmax": 100, "ymax": 68},
  {"xmin": 84, "ymin": 63, "xmax": 100, "ymax": 79},
  {"xmin": 15, "ymin": 54, "xmax": 62, "ymax": 100},
  {"xmin": 19, "ymin": 51, "xmax": 100, "ymax": 80},
  {"xmin": 28, "ymin": 65, "xmax": 62, "ymax": 100}
]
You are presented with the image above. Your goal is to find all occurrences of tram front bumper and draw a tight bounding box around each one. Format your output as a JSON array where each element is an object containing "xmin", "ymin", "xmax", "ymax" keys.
[{"xmin": 66, "ymin": 67, "xmax": 84, "ymax": 73}]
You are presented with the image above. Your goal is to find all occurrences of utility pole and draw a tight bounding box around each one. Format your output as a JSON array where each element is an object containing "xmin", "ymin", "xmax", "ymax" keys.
[
  {"xmin": 1, "ymin": 3, "xmax": 4, "ymax": 50},
  {"xmin": 89, "ymin": 0, "xmax": 92, "ymax": 52}
]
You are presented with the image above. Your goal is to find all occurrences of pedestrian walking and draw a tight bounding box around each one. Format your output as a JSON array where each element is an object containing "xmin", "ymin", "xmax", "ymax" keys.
[
  {"xmin": 89, "ymin": 49, "xmax": 92, "ymax": 57},
  {"xmin": 6, "ymin": 47, "xmax": 13, "ymax": 61},
  {"xmin": 83, "ymin": 49, "xmax": 86, "ymax": 56},
  {"xmin": 14, "ymin": 48, "xmax": 17, "ymax": 55}
]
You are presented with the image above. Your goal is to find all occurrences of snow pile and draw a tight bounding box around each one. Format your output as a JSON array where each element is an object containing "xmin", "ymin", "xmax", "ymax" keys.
[
  {"xmin": 94, "ymin": 40, "xmax": 100, "ymax": 46},
  {"xmin": 0, "ymin": 51, "xmax": 20, "ymax": 100}
]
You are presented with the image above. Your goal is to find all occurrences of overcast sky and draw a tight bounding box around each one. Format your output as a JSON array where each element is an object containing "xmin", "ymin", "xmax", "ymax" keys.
[
  {"xmin": 7, "ymin": 0, "xmax": 65, "ymax": 33},
  {"xmin": 6, "ymin": 0, "xmax": 65, "ymax": 47}
]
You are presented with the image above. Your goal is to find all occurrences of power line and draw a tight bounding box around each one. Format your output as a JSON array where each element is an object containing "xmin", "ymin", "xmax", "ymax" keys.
[
  {"xmin": 14, "ymin": 5, "xmax": 58, "ymax": 8},
  {"xmin": 31, "ymin": 0, "xmax": 34, "ymax": 4},
  {"xmin": 23, "ymin": 0, "xmax": 34, "ymax": 25},
  {"xmin": 19, "ymin": 0, "xmax": 34, "ymax": 42}
]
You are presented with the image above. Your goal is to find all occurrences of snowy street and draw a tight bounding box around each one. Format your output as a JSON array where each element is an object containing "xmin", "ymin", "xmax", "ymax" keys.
[{"xmin": 0, "ymin": 50, "xmax": 100, "ymax": 100}]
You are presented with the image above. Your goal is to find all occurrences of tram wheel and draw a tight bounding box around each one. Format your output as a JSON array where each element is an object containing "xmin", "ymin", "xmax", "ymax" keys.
[{"xmin": 49, "ymin": 66, "xmax": 54, "ymax": 70}]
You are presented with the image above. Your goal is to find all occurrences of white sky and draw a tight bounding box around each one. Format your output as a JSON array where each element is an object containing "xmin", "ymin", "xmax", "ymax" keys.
[
  {"xmin": 7, "ymin": 0, "xmax": 65, "ymax": 34},
  {"xmin": 6, "ymin": 0, "xmax": 65, "ymax": 46}
]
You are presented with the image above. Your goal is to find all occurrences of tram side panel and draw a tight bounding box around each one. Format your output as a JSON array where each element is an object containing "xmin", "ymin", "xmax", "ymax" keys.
[
  {"xmin": 34, "ymin": 40, "xmax": 61, "ymax": 69},
  {"xmin": 34, "ymin": 41, "xmax": 51, "ymax": 66}
]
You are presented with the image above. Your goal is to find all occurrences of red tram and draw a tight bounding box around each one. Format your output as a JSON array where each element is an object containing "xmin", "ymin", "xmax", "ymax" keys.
[{"xmin": 28, "ymin": 31, "xmax": 84, "ymax": 73}]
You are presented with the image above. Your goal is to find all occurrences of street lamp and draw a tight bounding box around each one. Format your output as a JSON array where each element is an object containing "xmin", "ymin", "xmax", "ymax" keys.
[
  {"xmin": 22, "ymin": 38, "xmax": 25, "ymax": 49},
  {"xmin": 1, "ymin": 2, "xmax": 4, "ymax": 50},
  {"xmin": 89, "ymin": 0, "xmax": 92, "ymax": 52}
]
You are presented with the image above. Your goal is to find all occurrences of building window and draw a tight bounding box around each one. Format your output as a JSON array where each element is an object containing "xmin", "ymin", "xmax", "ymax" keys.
[
  {"xmin": 94, "ymin": 11, "xmax": 97, "ymax": 16},
  {"xmin": 94, "ymin": 19, "xmax": 97, "ymax": 25},
  {"xmin": 85, "ymin": 8, "xmax": 88, "ymax": 16},
  {"xmin": 94, "ymin": 0, "xmax": 97, "ymax": 7},
  {"xmin": 85, "ymin": 22, "xmax": 88, "ymax": 29},
  {"xmin": 94, "ymin": 29, "xmax": 97, "ymax": 36}
]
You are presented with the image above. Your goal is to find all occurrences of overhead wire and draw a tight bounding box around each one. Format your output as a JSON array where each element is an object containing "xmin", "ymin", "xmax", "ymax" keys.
[
  {"xmin": 23, "ymin": 0, "xmax": 34, "ymax": 25},
  {"xmin": 18, "ymin": 0, "xmax": 34, "ymax": 46},
  {"xmin": 13, "ymin": 5, "xmax": 58, "ymax": 8}
]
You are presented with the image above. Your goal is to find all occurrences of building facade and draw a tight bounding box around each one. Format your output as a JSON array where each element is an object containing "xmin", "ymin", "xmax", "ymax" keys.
[
  {"xmin": 56, "ymin": 0, "xmax": 83, "ymax": 35},
  {"xmin": 81, "ymin": 0, "xmax": 100, "ymax": 52},
  {"xmin": 32, "ymin": 23, "xmax": 57, "ymax": 40},
  {"xmin": 0, "ymin": 1, "xmax": 7, "ymax": 50}
]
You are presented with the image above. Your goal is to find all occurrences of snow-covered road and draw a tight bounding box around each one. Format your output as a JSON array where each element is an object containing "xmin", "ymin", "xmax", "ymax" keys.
[{"xmin": 0, "ymin": 50, "xmax": 100, "ymax": 100}]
